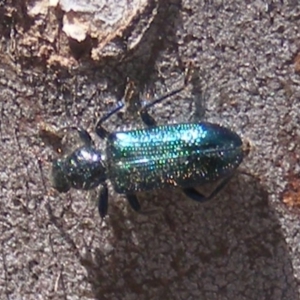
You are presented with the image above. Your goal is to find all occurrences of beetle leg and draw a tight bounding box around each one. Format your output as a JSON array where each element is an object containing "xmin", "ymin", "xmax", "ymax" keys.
[
  {"xmin": 95, "ymin": 101, "xmax": 124, "ymax": 139},
  {"xmin": 182, "ymin": 175, "xmax": 234, "ymax": 202},
  {"xmin": 182, "ymin": 187, "xmax": 207, "ymax": 202},
  {"xmin": 98, "ymin": 183, "xmax": 109, "ymax": 218},
  {"xmin": 139, "ymin": 85, "xmax": 186, "ymax": 126},
  {"xmin": 139, "ymin": 65, "xmax": 193, "ymax": 127},
  {"xmin": 74, "ymin": 127, "xmax": 93, "ymax": 146},
  {"xmin": 126, "ymin": 194, "xmax": 163, "ymax": 215},
  {"xmin": 126, "ymin": 194, "xmax": 141, "ymax": 213},
  {"xmin": 139, "ymin": 110, "xmax": 157, "ymax": 126}
]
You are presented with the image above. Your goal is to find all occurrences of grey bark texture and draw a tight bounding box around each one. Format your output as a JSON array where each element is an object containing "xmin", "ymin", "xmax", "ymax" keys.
[{"xmin": 0, "ymin": 1, "xmax": 300, "ymax": 299}]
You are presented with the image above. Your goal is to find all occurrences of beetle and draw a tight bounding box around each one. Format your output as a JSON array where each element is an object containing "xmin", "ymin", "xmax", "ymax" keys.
[{"xmin": 51, "ymin": 70, "xmax": 250, "ymax": 218}]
